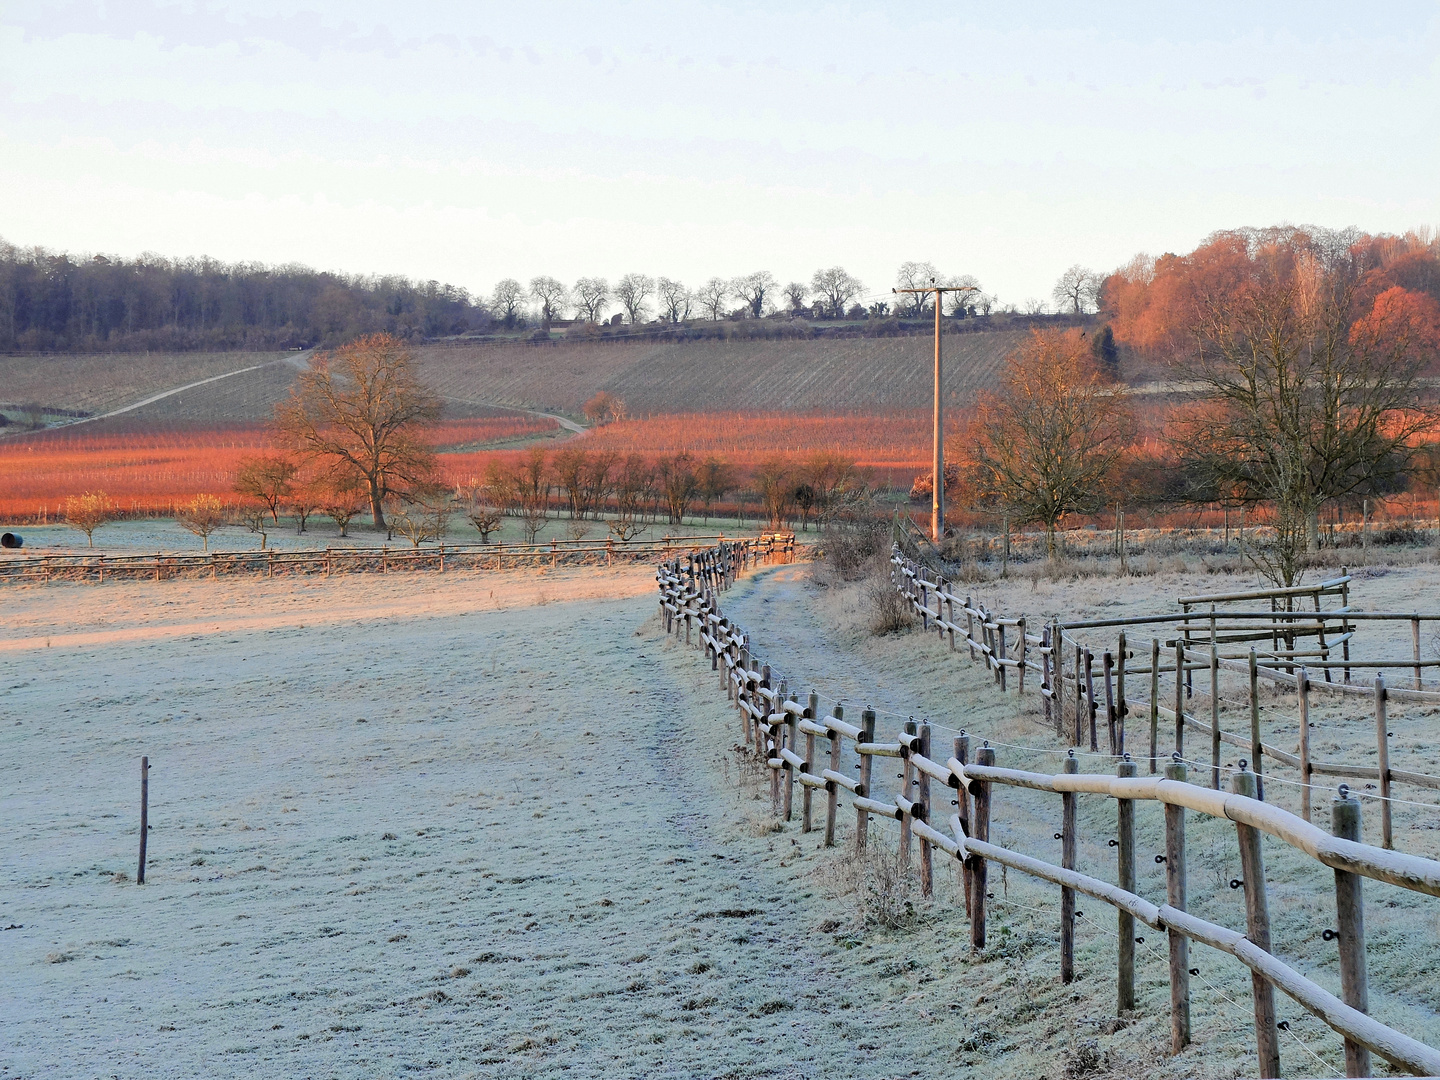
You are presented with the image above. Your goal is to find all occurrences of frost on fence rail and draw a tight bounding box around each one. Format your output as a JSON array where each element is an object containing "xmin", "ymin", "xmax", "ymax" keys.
[
  {"xmin": 0, "ymin": 533, "xmax": 788, "ymax": 584},
  {"xmin": 659, "ymin": 551, "xmax": 1440, "ymax": 1077},
  {"xmin": 888, "ymin": 546, "xmax": 1440, "ymax": 852}
]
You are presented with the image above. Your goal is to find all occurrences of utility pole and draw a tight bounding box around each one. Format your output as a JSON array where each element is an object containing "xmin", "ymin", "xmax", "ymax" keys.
[{"xmin": 894, "ymin": 280, "xmax": 977, "ymax": 543}]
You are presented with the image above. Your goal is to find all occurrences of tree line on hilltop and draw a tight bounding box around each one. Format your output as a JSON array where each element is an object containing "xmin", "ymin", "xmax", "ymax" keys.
[{"xmin": 0, "ymin": 237, "xmax": 1072, "ymax": 353}]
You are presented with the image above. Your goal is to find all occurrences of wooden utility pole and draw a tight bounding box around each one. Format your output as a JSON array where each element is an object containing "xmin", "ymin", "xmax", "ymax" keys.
[{"xmin": 894, "ymin": 280, "xmax": 977, "ymax": 542}]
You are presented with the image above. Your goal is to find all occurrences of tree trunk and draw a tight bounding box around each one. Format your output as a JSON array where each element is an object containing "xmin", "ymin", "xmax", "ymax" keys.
[{"xmin": 369, "ymin": 477, "xmax": 386, "ymax": 530}]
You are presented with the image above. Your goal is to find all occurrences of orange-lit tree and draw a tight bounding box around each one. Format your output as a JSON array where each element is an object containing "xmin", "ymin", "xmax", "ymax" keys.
[
  {"xmin": 956, "ymin": 329, "xmax": 1132, "ymax": 560},
  {"xmin": 275, "ymin": 333, "xmax": 441, "ymax": 531},
  {"xmin": 1174, "ymin": 231, "xmax": 1440, "ymax": 583}
]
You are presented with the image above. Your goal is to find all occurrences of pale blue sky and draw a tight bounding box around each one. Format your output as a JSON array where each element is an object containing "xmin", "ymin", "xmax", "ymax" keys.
[{"xmin": 2, "ymin": 1, "xmax": 1437, "ymax": 308}]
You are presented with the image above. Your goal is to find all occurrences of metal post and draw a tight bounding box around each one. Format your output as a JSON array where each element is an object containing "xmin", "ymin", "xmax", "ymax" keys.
[{"xmin": 137, "ymin": 756, "xmax": 149, "ymax": 885}]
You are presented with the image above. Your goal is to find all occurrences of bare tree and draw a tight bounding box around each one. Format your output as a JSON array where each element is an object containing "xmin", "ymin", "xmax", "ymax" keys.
[
  {"xmin": 613, "ymin": 273, "xmax": 655, "ymax": 324},
  {"xmin": 581, "ymin": 391, "xmax": 626, "ymax": 425},
  {"xmin": 731, "ymin": 271, "xmax": 777, "ymax": 318},
  {"xmin": 754, "ymin": 456, "xmax": 794, "ymax": 528},
  {"xmin": 1178, "ymin": 242, "xmax": 1438, "ymax": 584},
  {"xmin": 551, "ymin": 445, "xmax": 590, "ymax": 518},
  {"xmin": 697, "ymin": 457, "xmax": 734, "ymax": 523},
  {"xmin": 491, "ymin": 278, "xmax": 525, "ymax": 328},
  {"xmin": 782, "ymin": 281, "xmax": 808, "ymax": 313},
  {"xmin": 895, "ymin": 262, "xmax": 940, "ymax": 316},
  {"xmin": 1052, "ymin": 265, "xmax": 1103, "ymax": 314},
  {"xmin": 176, "ymin": 494, "xmax": 227, "ymax": 551},
  {"xmin": 946, "ymin": 275, "xmax": 987, "ymax": 317},
  {"xmin": 238, "ymin": 502, "xmax": 271, "ymax": 549},
  {"xmin": 233, "ymin": 454, "xmax": 297, "ymax": 523},
  {"xmin": 579, "ymin": 450, "xmax": 617, "ymax": 520},
  {"xmin": 63, "ymin": 491, "xmax": 113, "ymax": 547},
  {"xmin": 697, "ymin": 277, "xmax": 730, "ymax": 321},
  {"xmin": 810, "ymin": 266, "xmax": 863, "ymax": 319},
  {"xmin": 320, "ymin": 470, "xmax": 367, "ymax": 537},
  {"xmin": 529, "ymin": 276, "xmax": 568, "ymax": 327},
  {"xmin": 386, "ymin": 485, "xmax": 452, "ymax": 547},
  {"xmin": 572, "ymin": 277, "xmax": 610, "ymax": 323},
  {"xmin": 656, "ymin": 277, "xmax": 692, "ymax": 322},
  {"xmin": 274, "ymin": 332, "xmax": 442, "ymax": 531},
  {"xmin": 959, "ymin": 329, "xmax": 1133, "ymax": 559},
  {"xmin": 609, "ymin": 454, "xmax": 652, "ymax": 541},
  {"xmin": 657, "ymin": 452, "xmax": 699, "ymax": 524}
]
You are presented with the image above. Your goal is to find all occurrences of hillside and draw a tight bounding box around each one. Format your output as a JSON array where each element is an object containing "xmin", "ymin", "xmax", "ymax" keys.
[{"xmin": 417, "ymin": 331, "xmax": 1026, "ymax": 416}]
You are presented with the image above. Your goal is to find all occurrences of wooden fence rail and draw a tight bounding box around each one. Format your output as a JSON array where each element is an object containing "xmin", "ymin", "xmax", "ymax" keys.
[
  {"xmin": 660, "ymin": 549, "xmax": 1440, "ymax": 1077},
  {"xmin": 0, "ymin": 533, "xmax": 794, "ymax": 585},
  {"xmin": 889, "ymin": 547, "xmax": 1440, "ymax": 847}
]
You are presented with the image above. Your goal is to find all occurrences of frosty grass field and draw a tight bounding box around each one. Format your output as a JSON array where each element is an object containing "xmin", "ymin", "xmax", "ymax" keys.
[
  {"xmin": 8, "ymin": 557, "xmax": 1440, "ymax": 1079},
  {"xmin": 1, "ymin": 564, "xmax": 975, "ymax": 1079}
]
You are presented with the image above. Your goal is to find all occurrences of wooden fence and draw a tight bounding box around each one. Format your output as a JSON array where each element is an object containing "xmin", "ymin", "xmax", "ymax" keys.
[
  {"xmin": 659, "ymin": 547, "xmax": 1440, "ymax": 1077},
  {"xmin": 890, "ymin": 549, "xmax": 1440, "ymax": 850},
  {"xmin": 0, "ymin": 533, "xmax": 795, "ymax": 584}
]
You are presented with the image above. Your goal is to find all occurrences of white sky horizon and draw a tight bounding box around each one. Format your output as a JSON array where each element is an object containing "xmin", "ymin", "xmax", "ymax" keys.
[{"xmin": 2, "ymin": 1, "xmax": 1438, "ymax": 313}]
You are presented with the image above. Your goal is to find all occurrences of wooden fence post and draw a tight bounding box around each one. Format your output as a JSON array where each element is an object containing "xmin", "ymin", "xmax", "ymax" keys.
[
  {"xmin": 770, "ymin": 679, "xmax": 786, "ymax": 814},
  {"xmin": 785, "ymin": 697, "xmax": 799, "ymax": 823},
  {"xmin": 1210, "ymin": 640, "xmax": 1221, "ymax": 789},
  {"xmin": 1164, "ymin": 758, "xmax": 1191, "ymax": 1053},
  {"xmin": 1298, "ymin": 666, "xmax": 1312, "ymax": 823},
  {"xmin": 969, "ymin": 744, "xmax": 994, "ymax": 951},
  {"xmin": 856, "ymin": 708, "xmax": 875, "ymax": 846},
  {"xmin": 1017, "ymin": 617, "xmax": 1027, "ymax": 693},
  {"xmin": 1075, "ymin": 642, "xmax": 1086, "ymax": 747},
  {"xmin": 1116, "ymin": 630, "xmax": 1127, "ymax": 755},
  {"xmin": 802, "ymin": 691, "xmax": 818, "ymax": 833},
  {"xmin": 1149, "ymin": 638, "xmax": 1161, "ymax": 774},
  {"xmin": 997, "ymin": 624, "xmax": 1008, "ymax": 691},
  {"xmin": 1375, "ymin": 675, "xmax": 1392, "ymax": 849},
  {"xmin": 1413, "ymin": 617, "xmax": 1422, "ymax": 690},
  {"xmin": 918, "ymin": 722, "xmax": 933, "ymax": 898},
  {"xmin": 900, "ymin": 719, "xmax": 917, "ymax": 869},
  {"xmin": 955, "ymin": 733, "xmax": 972, "ymax": 918},
  {"xmin": 1117, "ymin": 754, "xmax": 1138, "ymax": 1012},
  {"xmin": 137, "ymin": 756, "xmax": 149, "ymax": 885},
  {"xmin": 1249, "ymin": 648, "xmax": 1264, "ymax": 801},
  {"xmin": 1174, "ymin": 639, "xmax": 1186, "ymax": 759},
  {"xmin": 1231, "ymin": 763, "xmax": 1280, "ymax": 1078},
  {"xmin": 1085, "ymin": 649, "xmax": 1099, "ymax": 752},
  {"xmin": 1061, "ymin": 751, "xmax": 1078, "ymax": 983},
  {"xmin": 1042, "ymin": 626, "xmax": 1054, "ymax": 728},
  {"xmin": 824, "ymin": 704, "xmax": 843, "ymax": 847},
  {"xmin": 1103, "ymin": 651, "xmax": 1117, "ymax": 755},
  {"xmin": 1332, "ymin": 788, "xmax": 1371, "ymax": 1078}
]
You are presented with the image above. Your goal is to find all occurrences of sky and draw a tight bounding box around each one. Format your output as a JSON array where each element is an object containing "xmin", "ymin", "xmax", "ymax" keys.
[{"xmin": 2, "ymin": 1, "xmax": 1438, "ymax": 311}]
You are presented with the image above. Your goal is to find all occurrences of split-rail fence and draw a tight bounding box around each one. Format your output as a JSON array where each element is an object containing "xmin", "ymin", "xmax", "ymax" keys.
[{"xmin": 659, "ymin": 546, "xmax": 1440, "ymax": 1078}]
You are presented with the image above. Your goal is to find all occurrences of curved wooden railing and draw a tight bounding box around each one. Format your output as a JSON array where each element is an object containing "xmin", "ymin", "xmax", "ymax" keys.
[{"xmin": 659, "ymin": 553, "xmax": 1440, "ymax": 1078}]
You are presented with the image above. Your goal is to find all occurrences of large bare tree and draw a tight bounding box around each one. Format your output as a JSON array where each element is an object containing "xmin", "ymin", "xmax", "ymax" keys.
[
  {"xmin": 614, "ymin": 273, "xmax": 655, "ymax": 324},
  {"xmin": 571, "ymin": 277, "xmax": 610, "ymax": 323},
  {"xmin": 1052, "ymin": 265, "xmax": 1103, "ymax": 314},
  {"xmin": 491, "ymin": 278, "xmax": 525, "ymax": 328},
  {"xmin": 697, "ymin": 277, "xmax": 730, "ymax": 321},
  {"xmin": 1178, "ymin": 238, "xmax": 1438, "ymax": 583},
  {"xmin": 529, "ymin": 276, "xmax": 568, "ymax": 327},
  {"xmin": 731, "ymin": 271, "xmax": 777, "ymax": 319},
  {"xmin": 959, "ymin": 329, "xmax": 1133, "ymax": 559},
  {"xmin": 275, "ymin": 333, "xmax": 441, "ymax": 531},
  {"xmin": 895, "ymin": 261, "xmax": 940, "ymax": 316},
  {"xmin": 656, "ymin": 277, "xmax": 692, "ymax": 322},
  {"xmin": 810, "ymin": 266, "xmax": 863, "ymax": 319}
]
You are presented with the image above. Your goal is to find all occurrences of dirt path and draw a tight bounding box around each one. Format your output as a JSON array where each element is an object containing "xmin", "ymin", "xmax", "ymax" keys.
[
  {"xmin": 54, "ymin": 352, "xmax": 311, "ymax": 430},
  {"xmin": 441, "ymin": 393, "xmax": 585, "ymax": 434}
]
